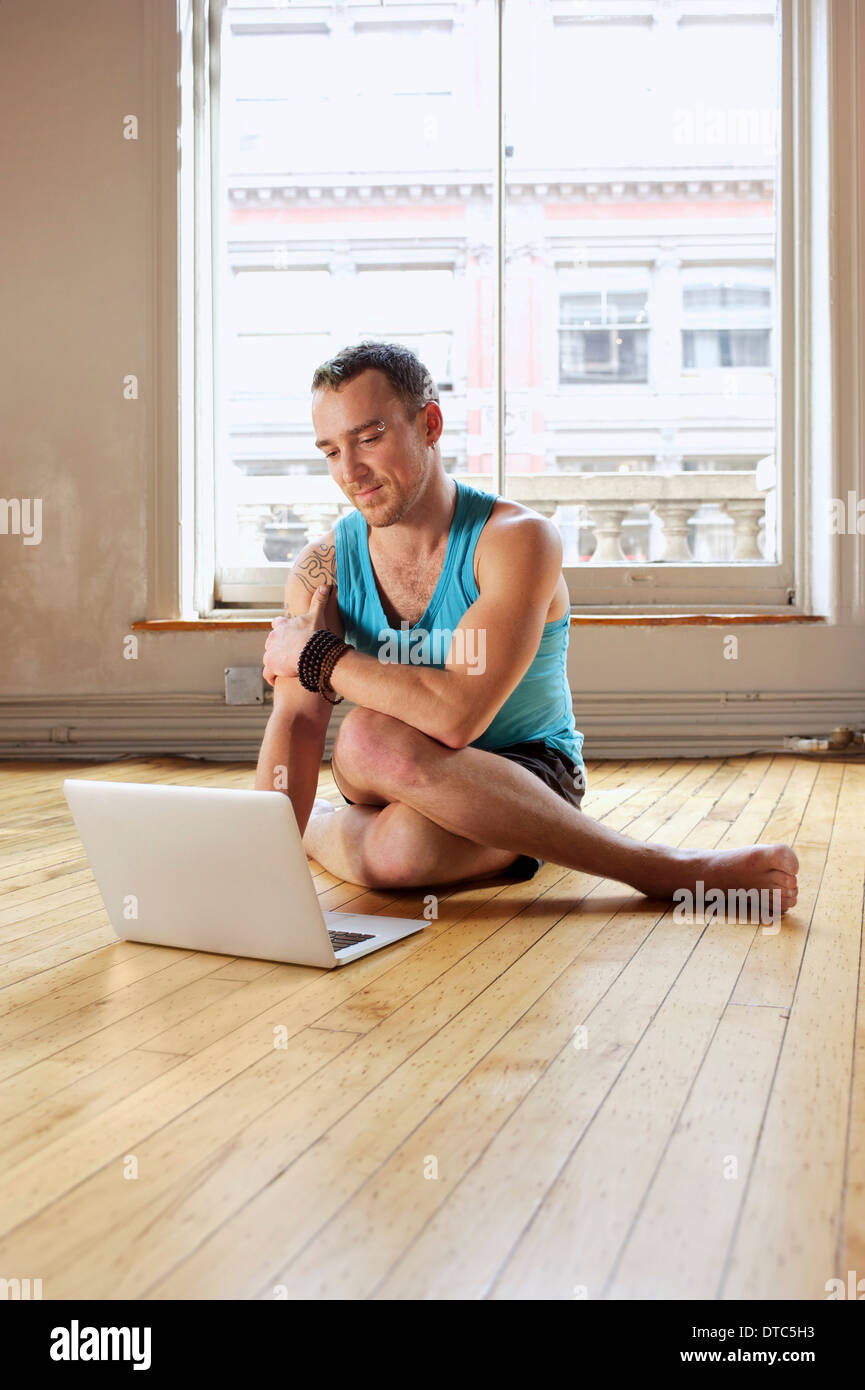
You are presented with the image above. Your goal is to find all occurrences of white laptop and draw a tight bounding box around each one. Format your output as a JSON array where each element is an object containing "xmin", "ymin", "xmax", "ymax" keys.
[{"xmin": 63, "ymin": 779, "xmax": 426, "ymax": 968}]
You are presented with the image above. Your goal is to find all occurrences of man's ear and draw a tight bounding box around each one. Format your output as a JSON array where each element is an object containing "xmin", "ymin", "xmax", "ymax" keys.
[{"xmin": 423, "ymin": 400, "xmax": 444, "ymax": 446}]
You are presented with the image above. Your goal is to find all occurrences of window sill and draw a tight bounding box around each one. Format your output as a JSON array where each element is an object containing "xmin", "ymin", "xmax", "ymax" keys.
[{"xmin": 130, "ymin": 612, "xmax": 827, "ymax": 632}]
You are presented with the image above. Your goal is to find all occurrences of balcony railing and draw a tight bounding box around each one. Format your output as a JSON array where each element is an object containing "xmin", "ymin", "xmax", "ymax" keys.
[{"xmin": 229, "ymin": 463, "xmax": 775, "ymax": 568}]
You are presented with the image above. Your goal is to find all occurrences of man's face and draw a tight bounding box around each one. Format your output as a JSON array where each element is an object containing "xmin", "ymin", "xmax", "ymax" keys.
[{"xmin": 312, "ymin": 368, "xmax": 442, "ymax": 527}]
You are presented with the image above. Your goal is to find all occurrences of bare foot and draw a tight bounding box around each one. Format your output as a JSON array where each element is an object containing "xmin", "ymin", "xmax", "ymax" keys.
[{"xmin": 631, "ymin": 842, "xmax": 799, "ymax": 916}]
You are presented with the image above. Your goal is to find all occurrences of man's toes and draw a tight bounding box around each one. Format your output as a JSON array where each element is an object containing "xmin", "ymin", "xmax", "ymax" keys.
[
  {"xmin": 773, "ymin": 844, "xmax": 799, "ymax": 875},
  {"xmin": 768, "ymin": 868, "xmax": 796, "ymax": 890}
]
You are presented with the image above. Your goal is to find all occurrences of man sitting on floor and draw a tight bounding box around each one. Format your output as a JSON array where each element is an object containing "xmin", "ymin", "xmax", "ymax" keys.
[{"xmin": 255, "ymin": 341, "xmax": 798, "ymax": 911}]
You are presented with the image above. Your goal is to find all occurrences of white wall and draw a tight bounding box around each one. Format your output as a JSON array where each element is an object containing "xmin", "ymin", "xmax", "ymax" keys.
[{"xmin": 0, "ymin": 0, "xmax": 862, "ymax": 758}]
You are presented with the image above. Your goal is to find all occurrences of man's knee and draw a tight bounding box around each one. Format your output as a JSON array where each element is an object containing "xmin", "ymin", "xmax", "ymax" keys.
[{"xmin": 332, "ymin": 707, "xmax": 433, "ymax": 796}]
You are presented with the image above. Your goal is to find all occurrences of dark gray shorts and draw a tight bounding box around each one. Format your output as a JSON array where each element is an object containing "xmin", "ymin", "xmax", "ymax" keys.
[{"xmin": 331, "ymin": 737, "xmax": 586, "ymax": 883}]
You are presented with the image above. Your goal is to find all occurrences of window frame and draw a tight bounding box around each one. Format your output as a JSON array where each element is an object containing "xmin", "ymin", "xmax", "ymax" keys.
[{"xmin": 179, "ymin": 0, "xmax": 813, "ymax": 615}]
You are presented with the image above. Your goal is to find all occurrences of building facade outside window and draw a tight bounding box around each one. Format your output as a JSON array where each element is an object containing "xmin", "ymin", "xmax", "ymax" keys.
[{"xmin": 210, "ymin": 0, "xmax": 783, "ymax": 605}]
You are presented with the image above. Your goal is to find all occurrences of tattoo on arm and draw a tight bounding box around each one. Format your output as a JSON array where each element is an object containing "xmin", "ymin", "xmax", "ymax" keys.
[{"xmin": 286, "ymin": 542, "xmax": 336, "ymax": 616}]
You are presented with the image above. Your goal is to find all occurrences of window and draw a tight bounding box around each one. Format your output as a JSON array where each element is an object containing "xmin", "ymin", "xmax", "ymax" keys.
[
  {"xmin": 212, "ymin": 0, "xmax": 495, "ymax": 603},
  {"xmin": 559, "ymin": 288, "xmax": 650, "ymax": 384},
  {"xmin": 682, "ymin": 268, "xmax": 773, "ymax": 371},
  {"xmin": 502, "ymin": 0, "xmax": 785, "ymax": 602},
  {"xmin": 198, "ymin": 0, "xmax": 791, "ymax": 611}
]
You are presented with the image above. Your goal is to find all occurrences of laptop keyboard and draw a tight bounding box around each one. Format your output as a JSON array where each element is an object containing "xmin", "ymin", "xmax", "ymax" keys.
[{"xmin": 328, "ymin": 929, "xmax": 376, "ymax": 953}]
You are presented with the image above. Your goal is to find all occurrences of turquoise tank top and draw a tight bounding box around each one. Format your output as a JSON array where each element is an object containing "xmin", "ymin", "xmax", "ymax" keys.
[{"xmin": 333, "ymin": 479, "xmax": 585, "ymax": 771}]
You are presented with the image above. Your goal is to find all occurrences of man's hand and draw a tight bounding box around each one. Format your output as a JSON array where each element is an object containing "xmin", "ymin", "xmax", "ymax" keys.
[{"xmin": 262, "ymin": 583, "xmax": 331, "ymax": 687}]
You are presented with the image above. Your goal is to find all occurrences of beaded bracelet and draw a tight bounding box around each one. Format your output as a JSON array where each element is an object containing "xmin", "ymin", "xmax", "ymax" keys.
[
  {"xmin": 296, "ymin": 629, "xmax": 341, "ymax": 692},
  {"xmin": 318, "ymin": 639, "xmax": 349, "ymax": 704},
  {"xmin": 297, "ymin": 629, "xmax": 349, "ymax": 704}
]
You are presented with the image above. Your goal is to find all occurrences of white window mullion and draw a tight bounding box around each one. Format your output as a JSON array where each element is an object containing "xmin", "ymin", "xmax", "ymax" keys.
[{"xmin": 494, "ymin": 0, "xmax": 506, "ymax": 498}]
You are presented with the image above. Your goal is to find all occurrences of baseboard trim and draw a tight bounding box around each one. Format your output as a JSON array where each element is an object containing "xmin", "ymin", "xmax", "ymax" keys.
[{"xmin": 0, "ymin": 690, "xmax": 861, "ymax": 762}]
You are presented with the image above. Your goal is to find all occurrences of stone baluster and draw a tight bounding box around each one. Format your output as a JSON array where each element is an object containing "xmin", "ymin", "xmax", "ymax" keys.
[
  {"xmin": 652, "ymin": 502, "xmax": 695, "ymax": 561},
  {"xmin": 720, "ymin": 499, "xmax": 766, "ymax": 560},
  {"xmin": 585, "ymin": 505, "xmax": 631, "ymax": 562}
]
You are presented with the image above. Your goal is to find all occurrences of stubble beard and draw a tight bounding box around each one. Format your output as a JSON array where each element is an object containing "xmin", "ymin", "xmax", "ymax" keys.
[{"xmin": 361, "ymin": 467, "xmax": 428, "ymax": 529}]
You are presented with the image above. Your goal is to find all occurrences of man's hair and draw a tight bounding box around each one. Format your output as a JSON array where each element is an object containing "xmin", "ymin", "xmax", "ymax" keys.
[{"xmin": 311, "ymin": 340, "xmax": 439, "ymax": 418}]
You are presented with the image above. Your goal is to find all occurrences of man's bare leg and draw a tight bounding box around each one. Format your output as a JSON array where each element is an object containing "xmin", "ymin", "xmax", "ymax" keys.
[
  {"xmin": 303, "ymin": 798, "xmax": 526, "ymax": 888},
  {"xmin": 306, "ymin": 708, "xmax": 798, "ymax": 908}
]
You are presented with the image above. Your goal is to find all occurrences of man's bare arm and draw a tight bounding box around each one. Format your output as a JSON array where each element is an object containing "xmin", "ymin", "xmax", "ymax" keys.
[
  {"xmin": 254, "ymin": 536, "xmax": 341, "ymax": 834},
  {"xmin": 287, "ymin": 539, "xmax": 338, "ymax": 609}
]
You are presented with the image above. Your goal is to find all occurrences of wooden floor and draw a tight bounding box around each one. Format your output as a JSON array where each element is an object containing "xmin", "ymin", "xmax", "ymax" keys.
[{"xmin": 0, "ymin": 752, "xmax": 863, "ymax": 1301}]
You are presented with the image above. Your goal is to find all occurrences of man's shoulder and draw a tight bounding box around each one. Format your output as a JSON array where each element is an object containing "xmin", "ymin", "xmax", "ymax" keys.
[{"xmin": 478, "ymin": 497, "xmax": 561, "ymax": 556}]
